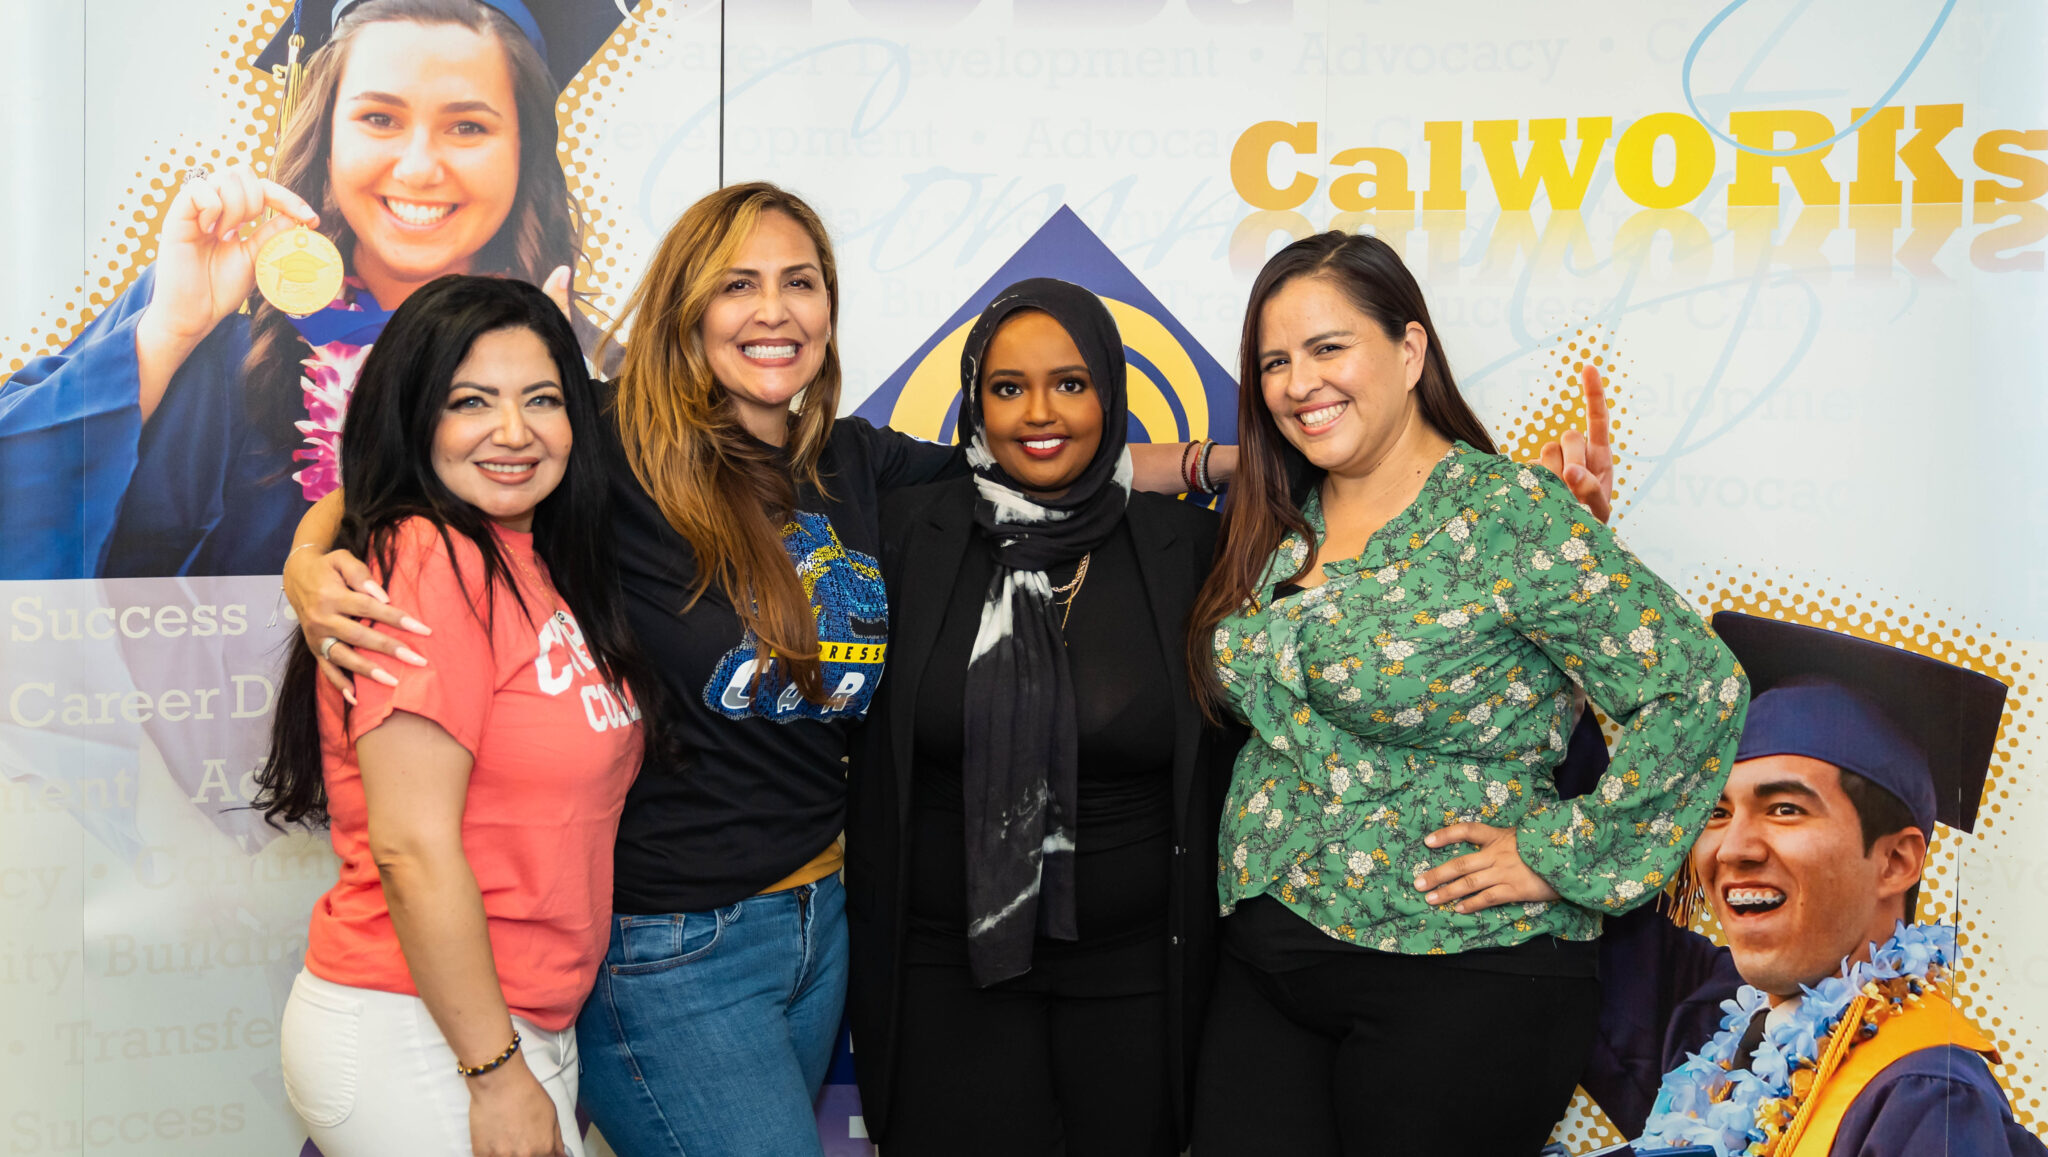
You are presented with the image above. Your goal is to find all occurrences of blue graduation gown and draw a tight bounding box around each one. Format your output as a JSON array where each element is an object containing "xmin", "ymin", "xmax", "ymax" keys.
[
  {"xmin": 1585, "ymin": 907, "xmax": 2047, "ymax": 1155},
  {"xmin": 0, "ymin": 266, "xmax": 310, "ymax": 578}
]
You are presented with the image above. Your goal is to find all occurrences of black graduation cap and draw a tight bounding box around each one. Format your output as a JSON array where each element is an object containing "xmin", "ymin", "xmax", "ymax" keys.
[
  {"xmin": 1713, "ymin": 612, "xmax": 2009, "ymax": 835},
  {"xmin": 257, "ymin": 0, "xmax": 643, "ymax": 94}
]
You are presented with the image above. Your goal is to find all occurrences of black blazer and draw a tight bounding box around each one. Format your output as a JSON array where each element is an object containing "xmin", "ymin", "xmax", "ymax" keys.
[{"xmin": 844, "ymin": 480, "xmax": 1243, "ymax": 1148}]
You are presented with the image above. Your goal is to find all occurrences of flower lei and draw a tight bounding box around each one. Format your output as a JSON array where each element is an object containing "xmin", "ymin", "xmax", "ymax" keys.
[
  {"xmin": 288, "ymin": 280, "xmax": 378, "ymax": 503},
  {"xmin": 1636, "ymin": 921, "xmax": 1955, "ymax": 1157},
  {"xmin": 291, "ymin": 338, "xmax": 370, "ymax": 502}
]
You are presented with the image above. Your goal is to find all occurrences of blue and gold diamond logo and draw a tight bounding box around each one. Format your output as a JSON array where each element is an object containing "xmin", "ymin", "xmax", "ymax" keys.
[{"xmin": 853, "ymin": 206, "xmax": 1239, "ymax": 448}]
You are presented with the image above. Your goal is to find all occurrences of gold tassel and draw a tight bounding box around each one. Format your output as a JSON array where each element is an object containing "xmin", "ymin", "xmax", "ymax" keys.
[
  {"xmin": 1667, "ymin": 856, "xmax": 1708, "ymax": 930},
  {"xmin": 270, "ymin": 34, "xmax": 307, "ymax": 130},
  {"xmin": 1777, "ymin": 992, "xmax": 1873, "ymax": 1154}
]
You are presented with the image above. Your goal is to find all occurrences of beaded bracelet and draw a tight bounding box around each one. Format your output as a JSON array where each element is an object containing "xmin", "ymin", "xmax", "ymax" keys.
[
  {"xmin": 1189, "ymin": 439, "xmax": 1214, "ymax": 493},
  {"xmin": 1179, "ymin": 440, "xmax": 1200, "ymax": 493},
  {"xmin": 1195, "ymin": 439, "xmax": 1219, "ymax": 494},
  {"xmin": 457, "ymin": 1031, "xmax": 521, "ymax": 1078}
]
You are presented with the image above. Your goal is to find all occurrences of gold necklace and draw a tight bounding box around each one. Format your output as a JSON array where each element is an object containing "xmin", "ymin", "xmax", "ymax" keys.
[{"xmin": 1053, "ymin": 553, "xmax": 1091, "ymax": 632}]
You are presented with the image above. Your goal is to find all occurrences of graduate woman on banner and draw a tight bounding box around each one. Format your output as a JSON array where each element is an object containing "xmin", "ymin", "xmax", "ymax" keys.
[
  {"xmin": 253, "ymin": 276, "xmax": 652, "ymax": 1157},
  {"xmin": 1187, "ymin": 230, "xmax": 1748, "ymax": 1157},
  {"xmin": 0, "ymin": 0, "xmax": 631, "ymax": 579}
]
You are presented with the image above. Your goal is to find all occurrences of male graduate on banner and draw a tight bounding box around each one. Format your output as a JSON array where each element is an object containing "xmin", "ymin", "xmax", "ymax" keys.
[{"xmin": 1582, "ymin": 612, "xmax": 2043, "ymax": 1157}]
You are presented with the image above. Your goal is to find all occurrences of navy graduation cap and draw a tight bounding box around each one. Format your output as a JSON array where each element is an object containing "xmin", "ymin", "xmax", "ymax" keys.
[
  {"xmin": 1713, "ymin": 612, "xmax": 2009, "ymax": 835},
  {"xmin": 257, "ymin": 0, "xmax": 643, "ymax": 94}
]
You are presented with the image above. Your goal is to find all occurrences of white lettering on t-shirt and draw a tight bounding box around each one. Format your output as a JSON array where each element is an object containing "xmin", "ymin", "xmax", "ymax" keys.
[
  {"xmin": 534, "ymin": 610, "xmax": 597, "ymax": 696},
  {"xmin": 825, "ymin": 671, "xmax": 866, "ymax": 712},
  {"xmin": 581, "ymin": 683, "xmax": 642, "ymax": 733},
  {"xmin": 720, "ymin": 659, "xmax": 764, "ymax": 711},
  {"xmin": 532, "ymin": 609, "xmax": 635, "ymax": 734}
]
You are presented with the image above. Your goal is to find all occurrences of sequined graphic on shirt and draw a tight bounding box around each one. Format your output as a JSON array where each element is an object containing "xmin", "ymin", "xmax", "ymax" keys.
[{"xmin": 704, "ymin": 511, "xmax": 890, "ymax": 722}]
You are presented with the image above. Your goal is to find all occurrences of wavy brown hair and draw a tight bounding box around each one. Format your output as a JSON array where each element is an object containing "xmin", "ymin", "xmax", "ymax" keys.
[
  {"xmin": 1188, "ymin": 231, "xmax": 1495, "ymax": 721},
  {"xmin": 243, "ymin": 0, "xmax": 584, "ymax": 453},
  {"xmin": 604, "ymin": 182, "xmax": 844, "ymax": 702}
]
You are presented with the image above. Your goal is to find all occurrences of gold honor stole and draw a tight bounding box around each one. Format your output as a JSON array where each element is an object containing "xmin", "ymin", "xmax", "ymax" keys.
[{"xmin": 1783, "ymin": 991, "xmax": 2000, "ymax": 1157}]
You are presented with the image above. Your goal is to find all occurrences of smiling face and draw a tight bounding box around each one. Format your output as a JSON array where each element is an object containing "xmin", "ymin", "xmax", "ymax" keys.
[
  {"xmin": 329, "ymin": 20, "xmax": 521, "ymax": 309},
  {"xmin": 977, "ymin": 310, "xmax": 1105, "ymax": 498},
  {"xmin": 1256, "ymin": 275, "xmax": 1428, "ymax": 481},
  {"xmin": 699, "ymin": 210, "xmax": 833, "ymax": 445},
  {"xmin": 431, "ymin": 325, "xmax": 570, "ymax": 533},
  {"xmin": 1693, "ymin": 754, "xmax": 1926, "ymax": 1001}
]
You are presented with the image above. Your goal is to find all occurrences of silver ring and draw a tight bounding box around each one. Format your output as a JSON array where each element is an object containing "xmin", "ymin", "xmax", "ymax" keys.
[
  {"xmin": 179, "ymin": 165, "xmax": 214, "ymax": 186},
  {"xmin": 318, "ymin": 636, "xmax": 340, "ymax": 661}
]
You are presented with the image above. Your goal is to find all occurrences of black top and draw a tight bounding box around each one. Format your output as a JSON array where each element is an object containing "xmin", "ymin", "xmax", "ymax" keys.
[
  {"xmin": 606, "ymin": 409, "xmax": 963, "ymax": 914},
  {"xmin": 845, "ymin": 479, "xmax": 1243, "ymax": 1150},
  {"xmin": 906, "ymin": 519, "xmax": 1177, "ymax": 953}
]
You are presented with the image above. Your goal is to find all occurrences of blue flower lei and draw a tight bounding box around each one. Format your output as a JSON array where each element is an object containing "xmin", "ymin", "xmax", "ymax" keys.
[{"xmin": 1635, "ymin": 921, "xmax": 1955, "ymax": 1157}]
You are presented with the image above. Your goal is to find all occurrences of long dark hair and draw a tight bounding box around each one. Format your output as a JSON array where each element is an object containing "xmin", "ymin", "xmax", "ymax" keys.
[
  {"xmin": 254, "ymin": 275, "xmax": 655, "ymax": 828},
  {"xmin": 1187, "ymin": 231, "xmax": 1495, "ymax": 720},
  {"xmin": 245, "ymin": 0, "xmax": 584, "ymax": 453}
]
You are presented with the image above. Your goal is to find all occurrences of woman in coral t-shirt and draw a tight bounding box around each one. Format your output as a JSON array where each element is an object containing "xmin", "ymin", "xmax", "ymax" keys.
[{"xmin": 254, "ymin": 276, "xmax": 652, "ymax": 1157}]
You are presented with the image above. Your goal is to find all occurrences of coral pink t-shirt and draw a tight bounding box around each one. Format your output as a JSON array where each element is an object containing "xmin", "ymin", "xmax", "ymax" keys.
[{"xmin": 305, "ymin": 518, "xmax": 642, "ymax": 1030}]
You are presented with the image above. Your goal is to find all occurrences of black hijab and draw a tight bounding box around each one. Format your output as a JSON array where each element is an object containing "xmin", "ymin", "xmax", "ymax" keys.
[{"xmin": 957, "ymin": 278, "xmax": 1133, "ymax": 987}]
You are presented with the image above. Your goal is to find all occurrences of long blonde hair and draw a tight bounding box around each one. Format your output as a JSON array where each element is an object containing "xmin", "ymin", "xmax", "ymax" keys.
[{"xmin": 606, "ymin": 182, "xmax": 843, "ymax": 701}]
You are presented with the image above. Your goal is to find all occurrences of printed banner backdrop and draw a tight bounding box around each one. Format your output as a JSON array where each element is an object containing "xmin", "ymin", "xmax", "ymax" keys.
[{"xmin": 2, "ymin": 0, "xmax": 2045, "ymax": 1153}]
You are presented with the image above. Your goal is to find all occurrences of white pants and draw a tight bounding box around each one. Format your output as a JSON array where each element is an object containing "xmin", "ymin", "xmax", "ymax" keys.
[{"xmin": 280, "ymin": 968, "xmax": 585, "ymax": 1157}]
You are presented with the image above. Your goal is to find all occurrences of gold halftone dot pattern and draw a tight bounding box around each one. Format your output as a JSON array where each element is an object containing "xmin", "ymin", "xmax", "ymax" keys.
[
  {"xmin": 1693, "ymin": 572, "xmax": 2039, "ymax": 1135},
  {"xmin": 2, "ymin": 2, "xmax": 291, "ymax": 383},
  {"xmin": 555, "ymin": 4, "xmax": 678, "ymax": 326},
  {"xmin": 1496, "ymin": 321, "xmax": 1632, "ymax": 520},
  {"xmin": 1549, "ymin": 1087, "xmax": 1626, "ymax": 1152}
]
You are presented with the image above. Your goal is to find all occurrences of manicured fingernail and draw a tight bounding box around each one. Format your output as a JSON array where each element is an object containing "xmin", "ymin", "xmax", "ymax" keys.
[
  {"xmin": 1424, "ymin": 835, "xmax": 1437, "ymax": 847},
  {"xmin": 1426, "ymin": 892, "xmax": 1439, "ymax": 904},
  {"xmin": 396, "ymin": 646, "xmax": 427, "ymax": 667},
  {"xmin": 1414, "ymin": 877, "xmax": 1428, "ymax": 891},
  {"xmin": 400, "ymin": 616, "xmax": 432, "ymax": 636},
  {"xmin": 365, "ymin": 582, "xmax": 391, "ymax": 604},
  {"xmin": 371, "ymin": 668, "xmax": 398, "ymax": 687},
  {"xmin": 343, "ymin": 687, "xmax": 357, "ymax": 707}
]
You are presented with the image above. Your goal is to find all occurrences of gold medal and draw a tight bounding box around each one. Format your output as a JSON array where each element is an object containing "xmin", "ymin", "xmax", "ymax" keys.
[{"xmin": 255, "ymin": 226, "xmax": 345, "ymax": 317}]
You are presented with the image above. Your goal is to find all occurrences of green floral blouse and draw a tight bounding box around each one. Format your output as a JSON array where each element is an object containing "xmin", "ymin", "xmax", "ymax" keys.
[{"xmin": 1214, "ymin": 443, "xmax": 1747, "ymax": 954}]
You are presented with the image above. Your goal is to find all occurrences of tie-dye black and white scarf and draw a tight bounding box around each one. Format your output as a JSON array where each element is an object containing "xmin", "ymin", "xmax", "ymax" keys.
[{"xmin": 957, "ymin": 278, "xmax": 1133, "ymax": 987}]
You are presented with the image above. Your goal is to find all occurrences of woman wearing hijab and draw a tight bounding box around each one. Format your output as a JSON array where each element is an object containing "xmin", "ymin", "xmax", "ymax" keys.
[{"xmin": 843, "ymin": 279, "xmax": 1244, "ymax": 1157}]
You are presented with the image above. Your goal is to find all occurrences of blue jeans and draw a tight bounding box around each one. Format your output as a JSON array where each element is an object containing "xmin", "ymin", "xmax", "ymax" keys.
[{"xmin": 577, "ymin": 875, "xmax": 849, "ymax": 1157}]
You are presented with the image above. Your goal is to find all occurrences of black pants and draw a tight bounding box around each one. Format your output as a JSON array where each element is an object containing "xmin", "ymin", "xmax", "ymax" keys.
[
  {"xmin": 1191, "ymin": 948, "xmax": 1599, "ymax": 1156},
  {"xmin": 886, "ymin": 949, "xmax": 1176, "ymax": 1157}
]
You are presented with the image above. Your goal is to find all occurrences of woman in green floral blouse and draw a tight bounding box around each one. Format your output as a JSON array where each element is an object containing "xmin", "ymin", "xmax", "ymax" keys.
[{"xmin": 1185, "ymin": 232, "xmax": 1748, "ymax": 1157}]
